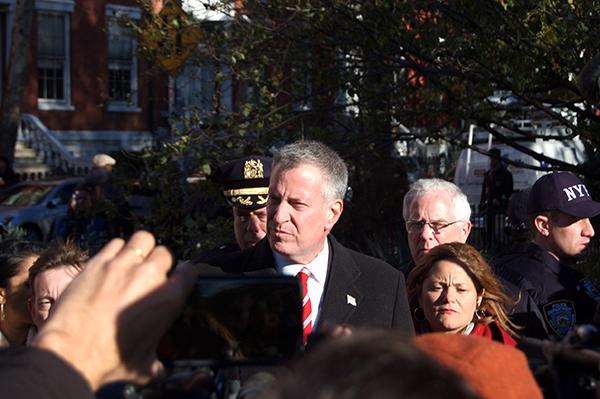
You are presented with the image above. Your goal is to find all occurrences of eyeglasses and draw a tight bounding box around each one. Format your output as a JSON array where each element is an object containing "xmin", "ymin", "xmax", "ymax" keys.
[{"xmin": 405, "ymin": 220, "xmax": 462, "ymax": 234}]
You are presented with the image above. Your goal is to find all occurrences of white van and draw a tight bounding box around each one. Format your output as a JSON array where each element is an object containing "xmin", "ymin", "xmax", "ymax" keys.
[{"xmin": 453, "ymin": 129, "xmax": 586, "ymax": 209}]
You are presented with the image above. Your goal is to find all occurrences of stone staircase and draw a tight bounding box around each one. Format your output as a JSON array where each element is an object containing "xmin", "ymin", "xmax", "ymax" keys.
[
  {"xmin": 15, "ymin": 114, "xmax": 91, "ymax": 181},
  {"xmin": 13, "ymin": 140, "xmax": 53, "ymax": 181}
]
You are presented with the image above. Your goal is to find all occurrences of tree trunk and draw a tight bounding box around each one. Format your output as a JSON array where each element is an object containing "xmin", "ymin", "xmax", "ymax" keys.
[{"xmin": 0, "ymin": 0, "xmax": 34, "ymax": 163}]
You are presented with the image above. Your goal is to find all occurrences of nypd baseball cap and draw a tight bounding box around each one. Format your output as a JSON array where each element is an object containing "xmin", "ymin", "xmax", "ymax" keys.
[{"xmin": 527, "ymin": 172, "xmax": 600, "ymax": 218}]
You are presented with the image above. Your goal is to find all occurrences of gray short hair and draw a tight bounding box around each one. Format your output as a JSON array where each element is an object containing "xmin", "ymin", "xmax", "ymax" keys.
[
  {"xmin": 273, "ymin": 140, "xmax": 348, "ymax": 201},
  {"xmin": 402, "ymin": 178, "xmax": 471, "ymax": 221}
]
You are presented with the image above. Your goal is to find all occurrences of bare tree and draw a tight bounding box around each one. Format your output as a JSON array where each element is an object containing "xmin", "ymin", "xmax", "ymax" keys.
[{"xmin": 0, "ymin": 0, "xmax": 34, "ymax": 163}]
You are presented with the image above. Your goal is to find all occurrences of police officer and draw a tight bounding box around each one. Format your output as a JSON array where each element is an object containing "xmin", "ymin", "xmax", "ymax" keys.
[
  {"xmin": 480, "ymin": 148, "xmax": 513, "ymax": 250},
  {"xmin": 494, "ymin": 172, "xmax": 600, "ymax": 339},
  {"xmin": 212, "ymin": 155, "xmax": 272, "ymax": 251}
]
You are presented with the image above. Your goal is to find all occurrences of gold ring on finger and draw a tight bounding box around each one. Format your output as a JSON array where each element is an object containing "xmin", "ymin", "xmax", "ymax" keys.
[{"xmin": 126, "ymin": 246, "xmax": 145, "ymax": 259}]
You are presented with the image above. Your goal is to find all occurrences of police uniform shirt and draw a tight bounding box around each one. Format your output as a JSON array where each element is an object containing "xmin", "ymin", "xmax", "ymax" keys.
[{"xmin": 494, "ymin": 242, "xmax": 600, "ymax": 339}]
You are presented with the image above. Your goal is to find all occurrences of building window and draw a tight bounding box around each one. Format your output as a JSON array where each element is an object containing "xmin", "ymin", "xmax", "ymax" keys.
[
  {"xmin": 37, "ymin": 12, "xmax": 71, "ymax": 109},
  {"xmin": 108, "ymin": 18, "xmax": 133, "ymax": 102},
  {"xmin": 106, "ymin": 4, "xmax": 140, "ymax": 112},
  {"xmin": 175, "ymin": 60, "xmax": 232, "ymax": 120}
]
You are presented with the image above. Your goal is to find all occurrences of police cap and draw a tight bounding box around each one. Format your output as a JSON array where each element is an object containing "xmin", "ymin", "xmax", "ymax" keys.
[
  {"xmin": 212, "ymin": 155, "xmax": 272, "ymax": 209},
  {"xmin": 527, "ymin": 171, "xmax": 600, "ymax": 218}
]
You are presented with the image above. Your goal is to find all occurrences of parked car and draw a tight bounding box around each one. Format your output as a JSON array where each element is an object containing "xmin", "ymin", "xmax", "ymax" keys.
[{"xmin": 0, "ymin": 178, "xmax": 83, "ymax": 241}]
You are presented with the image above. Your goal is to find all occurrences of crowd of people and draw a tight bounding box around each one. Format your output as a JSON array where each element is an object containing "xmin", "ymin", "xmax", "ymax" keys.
[{"xmin": 0, "ymin": 140, "xmax": 599, "ymax": 399}]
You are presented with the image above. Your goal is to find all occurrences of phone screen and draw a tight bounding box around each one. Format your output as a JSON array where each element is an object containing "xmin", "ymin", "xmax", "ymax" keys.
[{"xmin": 159, "ymin": 275, "xmax": 302, "ymax": 366}]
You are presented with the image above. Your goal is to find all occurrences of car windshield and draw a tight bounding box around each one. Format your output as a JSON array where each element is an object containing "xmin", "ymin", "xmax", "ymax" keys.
[{"xmin": 0, "ymin": 184, "xmax": 54, "ymax": 207}]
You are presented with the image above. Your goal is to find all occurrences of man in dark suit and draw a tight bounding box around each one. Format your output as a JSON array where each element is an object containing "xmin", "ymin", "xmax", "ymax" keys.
[{"xmin": 205, "ymin": 141, "xmax": 414, "ymax": 338}]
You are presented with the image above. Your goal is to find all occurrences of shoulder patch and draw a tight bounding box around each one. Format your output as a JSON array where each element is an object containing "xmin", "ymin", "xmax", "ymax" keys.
[
  {"xmin": 543, "ymin": 300, "xmax": 576, "ymax": 338},
  {"xmin": 577, "ymin": 278, "xmax": 600, "ymax": 302}
]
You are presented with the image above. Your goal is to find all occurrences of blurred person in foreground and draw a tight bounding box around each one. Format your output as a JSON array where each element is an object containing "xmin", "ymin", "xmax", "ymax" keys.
[
  {"xmin": 407, "ymin": 242, "xmax": 519, "ymax": 345},
  {"xmin": 402, "ymin": 178, "xmax": 472, "ymax": 277},
  {"xmin": 414, "ymin": 333, "xmax": 543, "ymax": 399},
  {"xmin": 494, "ymin": 171, "xmax": 600, "ymax": 339},
  {"xmin": 0, "ymin": 243, "xmax": 41, "ymax": 347},
  {"xmin": 211, "ymin": 155, "xmax": 272, "ymax": 251},
  {"xmin": 266, "ymin": 330, "xmax": 542, "ymax": 399},
  {"xmin": 28, "ymin": 240, "xmax": 88, "ymax": 330},
  {"xmin": 0, "ymin": 231, "xmax": 198, "ymax": 398},
  {"xmin": 263, "ymin": 330, "xmax": 479, "ymax": 399}
]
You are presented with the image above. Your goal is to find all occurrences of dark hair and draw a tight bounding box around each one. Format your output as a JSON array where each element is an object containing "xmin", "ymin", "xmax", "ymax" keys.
[
  {"xmin": 0, "ymin": 241, "xmax": 43, "ymax": 289},
  {"xmin": 28, "ymin": 240, "xmax": 89, "ymax": 295},
  {"xmin": 407, "ymin": 242, "xmax": 519, "ymax": 337},
  {"xmin": 265, "ymin": 330, "xmax": 478, "ymax": 399}
]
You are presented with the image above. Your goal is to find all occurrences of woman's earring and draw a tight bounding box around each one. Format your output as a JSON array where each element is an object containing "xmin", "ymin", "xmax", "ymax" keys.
[
  {"xmin": 475, "ymin": 308, "xmax": 486, "ymax": 321},
  {"xmin": 0, "ymin": 303, "xmax": 5, "ymax": 321},
  {"xmin": 413, "ymin": 306, "xmax": 426, "ymax": 322}
]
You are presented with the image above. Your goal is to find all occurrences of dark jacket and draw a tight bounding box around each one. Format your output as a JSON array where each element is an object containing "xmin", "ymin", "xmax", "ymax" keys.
[
  {"xmin": 0, "ymin": 347, "xmax": 93, "ymax": 399},
  {"xmin": 204, "ymin": 236, "xmax": 415, "ymax": 334},
  {"xmin": 494, "ymin": 242, "xmax": 600, "ymax": 339}
]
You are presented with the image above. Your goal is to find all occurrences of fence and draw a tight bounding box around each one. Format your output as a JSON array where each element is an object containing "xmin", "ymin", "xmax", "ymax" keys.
[{"xmin": 468, "ymin": 213, "xmax": 510, "ymax": 253}]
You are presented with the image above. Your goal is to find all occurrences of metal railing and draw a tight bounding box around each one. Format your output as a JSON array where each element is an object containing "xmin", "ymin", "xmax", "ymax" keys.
[
  {"xmin": 19, "ymin": 114, "xmax": 90, "ymax": 177},
  {"xmin": 468, "ymin": 213, "xmax": 510, "ymax": 253}
]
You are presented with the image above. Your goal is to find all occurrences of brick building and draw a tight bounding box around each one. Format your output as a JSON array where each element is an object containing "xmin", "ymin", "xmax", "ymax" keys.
[{"xmin": 0, "ymin": 0, "xmax": 170, "ymax": 158}]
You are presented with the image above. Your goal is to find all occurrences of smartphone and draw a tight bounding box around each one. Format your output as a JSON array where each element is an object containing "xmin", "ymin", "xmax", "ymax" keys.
[{"xmin": 158, "ymin": 275, "xmax": 303, "ymax": 367}]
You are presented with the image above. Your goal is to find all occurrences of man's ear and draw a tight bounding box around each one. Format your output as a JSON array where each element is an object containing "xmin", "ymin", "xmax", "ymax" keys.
[
  {"xmin": 460, "ymin": 220, "xmax": 472, "ymax": 242},
  {"xmin": 533, "ymin": 214, "xmax": 550, "ymax": 236},
  {"xmin": 325, "ymin": 199, "xmax": 344, "ymax": 231}
]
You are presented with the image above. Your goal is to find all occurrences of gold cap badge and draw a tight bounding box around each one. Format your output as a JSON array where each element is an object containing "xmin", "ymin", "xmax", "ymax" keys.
[{"xmin": 244, "ymin": 159, "xmax": 264, "ymax": 179}]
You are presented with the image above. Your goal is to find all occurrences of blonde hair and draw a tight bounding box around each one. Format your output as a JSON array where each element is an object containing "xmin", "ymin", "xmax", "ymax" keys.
[{"xmin": 406, "ymin": 242, "xmax": 519, "ymax": 337}]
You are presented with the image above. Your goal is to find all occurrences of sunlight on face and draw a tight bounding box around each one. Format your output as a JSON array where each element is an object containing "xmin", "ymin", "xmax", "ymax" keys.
[
  {"xmin": 267, "ymin": 164, "xmax": 340, "ymax": 264},
  {"xmin": 406, "ymin": 192, "xmax": 469, "ymax": 262},
  {"xmin": 419, "ymin": 260, "xmax": 481, "ymax": 334}
]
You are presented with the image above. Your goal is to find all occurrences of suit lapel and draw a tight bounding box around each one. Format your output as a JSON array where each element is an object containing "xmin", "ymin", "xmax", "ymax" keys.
[{"xmin": 317, "ymin": 236, "xmax": 362, "ymax": 328}]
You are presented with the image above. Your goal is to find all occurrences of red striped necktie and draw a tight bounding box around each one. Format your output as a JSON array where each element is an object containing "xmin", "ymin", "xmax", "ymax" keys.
[{"xmin": 297, "ymin": 267, "xmax": 313, "ymax": 345}]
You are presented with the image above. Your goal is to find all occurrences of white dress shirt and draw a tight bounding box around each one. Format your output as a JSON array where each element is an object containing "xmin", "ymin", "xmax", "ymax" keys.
[{"xmin": 273, "ymin": 241, "xmax": 330, "ymax": 329}]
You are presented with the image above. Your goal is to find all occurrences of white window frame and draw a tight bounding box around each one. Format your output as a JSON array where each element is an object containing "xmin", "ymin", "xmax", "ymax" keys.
[
  {"xmin": 36, "ymin": 0, "xmax": 74, "ymax": 111},
  {"xmin": 175, "ymin": 57, "xmax": 233, "ymax": 118},
  {"xmin": 106, "ymin": 4, "xmax": 141, "ymax": 113}
]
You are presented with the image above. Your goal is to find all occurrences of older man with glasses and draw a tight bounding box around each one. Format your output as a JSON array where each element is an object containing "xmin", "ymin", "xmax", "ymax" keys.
[{"xmin": 402, "ymin": 178, "xmax": 472, "ymax": 277}]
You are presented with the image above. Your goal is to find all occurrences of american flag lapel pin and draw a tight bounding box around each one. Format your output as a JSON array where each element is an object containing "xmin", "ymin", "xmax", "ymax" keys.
[{"xmin": 347, "ymin": 294, "xmax": 357, "ymax": 306}]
